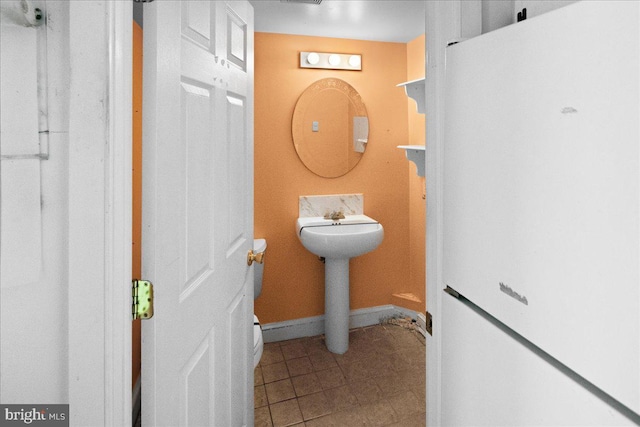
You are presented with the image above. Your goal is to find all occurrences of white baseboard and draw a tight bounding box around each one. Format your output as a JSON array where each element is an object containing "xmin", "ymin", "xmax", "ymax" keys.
[{"xmin": 261, "ymin": 304, "xmax": 420, "ymax": 343}]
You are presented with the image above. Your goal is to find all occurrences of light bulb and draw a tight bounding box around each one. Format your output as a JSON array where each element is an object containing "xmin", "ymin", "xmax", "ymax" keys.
[
  {"xmin": 328, "ymin": 54, "xmax": 341, "ymax": 66},
  {"xmin": 307, "ymin": 52, "xmax": 320, "ymax": 65},
  {"xmin": 348, "ymin": 55, "xmax": 361, "ymax": 68}
]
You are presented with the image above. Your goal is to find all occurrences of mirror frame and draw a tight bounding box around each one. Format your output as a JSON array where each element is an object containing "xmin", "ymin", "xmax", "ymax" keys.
[{"xmin": 292, "ymin": 78, "xmax": 369, "ymax": 178}]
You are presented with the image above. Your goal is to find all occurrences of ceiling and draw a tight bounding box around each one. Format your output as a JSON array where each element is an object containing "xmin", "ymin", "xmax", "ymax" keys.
[{"xmin": 249, "ymin": 0, "xmax": 426, "ymax": 43}]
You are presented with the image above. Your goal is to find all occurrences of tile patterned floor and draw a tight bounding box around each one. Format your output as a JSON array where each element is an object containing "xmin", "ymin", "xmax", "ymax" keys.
[{"xmin": 254, "ymin": 322, "xmax": 426, "ymax": 427}]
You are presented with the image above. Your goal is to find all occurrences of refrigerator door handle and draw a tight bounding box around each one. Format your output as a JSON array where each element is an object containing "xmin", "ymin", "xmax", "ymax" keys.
[{"xmin": 444, "ymin": 286, "xmax": 461, "ymax": 299}]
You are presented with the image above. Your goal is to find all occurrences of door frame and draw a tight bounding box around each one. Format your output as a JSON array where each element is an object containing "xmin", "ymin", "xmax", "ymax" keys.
[
  {"xmin": 65, "ymin": 1, "xmax": 483, "ymax": 425},
  {"xmin": 425, "ymin": 2, "xmax": 481, "ymax": 425},
  {"xmin": 67, "ymin": 2, "xmax": 132, "ymax": 425}
]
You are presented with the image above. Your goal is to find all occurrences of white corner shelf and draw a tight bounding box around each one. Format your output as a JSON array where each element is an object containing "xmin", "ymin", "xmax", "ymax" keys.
[
  {"xmin": 398, "ymin": 145, "xmax": 425, "ymax": 177},
  {"xmin": 397, "ymin": 77, "xmax": 425, "ymax": 114}
]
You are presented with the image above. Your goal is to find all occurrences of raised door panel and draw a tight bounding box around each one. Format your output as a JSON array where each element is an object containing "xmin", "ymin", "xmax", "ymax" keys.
[{"xmin": 142, "ymin": 2, "xmax": 253, "ymax": 426}]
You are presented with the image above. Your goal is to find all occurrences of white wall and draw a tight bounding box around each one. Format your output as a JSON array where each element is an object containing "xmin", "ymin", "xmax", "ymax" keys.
[
  {"xmin": 482, "ymin": 0, "xmax": 514, "ymax": 34},
  {"xmin": 1, "ymin": 3, "xmax": 132, "ymax": 424},
  {"xmin": 514, "ymin": 0, "xmax": 579, "ymax": 20},
  {"xmin": 481, "ymin": 0, "xmax": 578, "ymax": 33},
  {"xmin": 1, "ymin": 0, "xmax": 70, "ymax": 403}
]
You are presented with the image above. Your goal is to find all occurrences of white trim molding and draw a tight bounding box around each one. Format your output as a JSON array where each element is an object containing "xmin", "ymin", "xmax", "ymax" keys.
[
  {"xmin": 425, "ymin": 2, "xmax": 482, "ymax": 426},
  {"xmin": 261, "ymin": 305, "xmax": 422, "ymax": 343},
  {"xmin": 67, "ymin": 2, "xmax": 132, "ymax": 425},
  {"xmin": 105, "ymin": 1, "xmax": 133, "ymax": 424}
]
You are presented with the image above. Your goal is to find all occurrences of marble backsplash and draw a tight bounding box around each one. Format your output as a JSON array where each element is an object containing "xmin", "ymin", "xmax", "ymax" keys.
[{"xmin": 299, "ymin": 194, "xmax": 363, "ymax": 218}]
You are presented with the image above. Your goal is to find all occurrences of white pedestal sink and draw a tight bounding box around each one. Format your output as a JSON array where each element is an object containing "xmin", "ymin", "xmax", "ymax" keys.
[{"xmin": 296, "ymin": 214, "xmax": 384, "ymax": 354}]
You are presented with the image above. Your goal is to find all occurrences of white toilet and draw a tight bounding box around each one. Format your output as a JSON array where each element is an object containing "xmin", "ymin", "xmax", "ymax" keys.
[{"xmin": 253, "ymin": 239, "xmax": 266, "ymax": 368}]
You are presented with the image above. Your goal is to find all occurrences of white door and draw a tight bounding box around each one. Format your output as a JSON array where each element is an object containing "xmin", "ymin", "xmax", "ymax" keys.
[{"xmin": 142, "ymin": 1, "xmax": 254, "ymax": 426}]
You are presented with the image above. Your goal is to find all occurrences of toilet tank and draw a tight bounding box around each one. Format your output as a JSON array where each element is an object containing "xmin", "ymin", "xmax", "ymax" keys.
[{"xmin": 253, "ymin": 239, "xmax": 266, "ymax": 299}]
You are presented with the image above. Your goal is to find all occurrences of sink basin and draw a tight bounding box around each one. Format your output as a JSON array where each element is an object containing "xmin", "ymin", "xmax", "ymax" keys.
[
  {"xmin": 296, "ymin": 214, "xmax": 383, "ymax": 354},
  {"xmin": 296, "ymin": 214, "xmax": 384, "ymax": 259}
]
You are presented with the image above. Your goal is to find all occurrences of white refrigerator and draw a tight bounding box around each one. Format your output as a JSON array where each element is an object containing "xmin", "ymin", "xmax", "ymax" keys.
[{"xmin": 442, "ymin": 1, "xmax": 640, "ymax": 425}]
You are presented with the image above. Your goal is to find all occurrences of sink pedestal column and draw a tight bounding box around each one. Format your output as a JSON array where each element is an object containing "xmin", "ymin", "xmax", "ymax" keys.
[{"xmin": 324, "ymin": 258, "xmax": 350, "ymax": 354}]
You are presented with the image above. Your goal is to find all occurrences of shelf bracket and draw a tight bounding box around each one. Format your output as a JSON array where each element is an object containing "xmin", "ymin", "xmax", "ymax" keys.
[
  {"xmin": 397, "ymin": 145, "xmax": 425, "ymax": 177},
  {"xmin": 397, "ymin": 77, "xmax": 425, "ymax": 114}
]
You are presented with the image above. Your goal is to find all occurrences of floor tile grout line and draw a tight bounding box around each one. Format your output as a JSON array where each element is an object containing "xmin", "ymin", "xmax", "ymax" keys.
[{"xmin": 256, "ymin": 324, "xmax": 425, "ymax": 427}]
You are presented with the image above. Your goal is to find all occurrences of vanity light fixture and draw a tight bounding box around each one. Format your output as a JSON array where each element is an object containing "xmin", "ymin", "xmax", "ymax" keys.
[{"xmin": 300, "ymin": 52, "xmax": 362, "ymax": 71}]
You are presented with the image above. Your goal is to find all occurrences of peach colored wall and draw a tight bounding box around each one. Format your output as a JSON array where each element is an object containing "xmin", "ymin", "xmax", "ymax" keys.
[
  {"xmin": 254, "ymin": 32, "xmax": 415, "ymax": 324},
  {"xmin": 394, "ymin": 34, "xmax": 427, "ymax": 313}
]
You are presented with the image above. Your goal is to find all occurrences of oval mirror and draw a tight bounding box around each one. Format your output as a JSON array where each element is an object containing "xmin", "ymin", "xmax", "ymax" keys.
[{"xmin": 292, "ymin": 78, "xmax": 369, "ymax": 178}]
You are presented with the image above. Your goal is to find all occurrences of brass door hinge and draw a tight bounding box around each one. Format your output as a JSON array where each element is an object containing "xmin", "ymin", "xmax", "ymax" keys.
[{"xmin": 132, "ymin": 279, "xmax": 154, "ymax": 320}]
